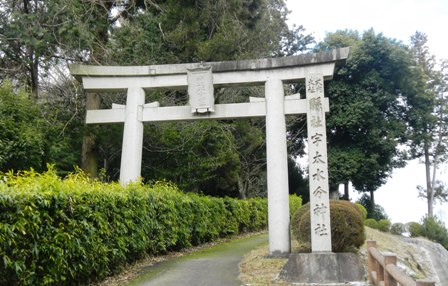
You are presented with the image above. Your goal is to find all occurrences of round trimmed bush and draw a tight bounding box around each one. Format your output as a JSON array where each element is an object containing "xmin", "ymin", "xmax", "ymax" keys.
[
  {"xmin": 378, "ymin": 219, "xmax": 391, "ymax": 232},
  {"xmin": 408, "ymin": 222, "xmax": 422, "ymax": 237},
  {"xmin": 364, "ymin": 218, "xmax": 379, "ymax": 229},
  {"xmin": 355, "ymin": 203, "xmax": 368, "ymax": 221},
  {"xmin": 291, "ymin": 200, "xmax": 366, "ymax": 252}
]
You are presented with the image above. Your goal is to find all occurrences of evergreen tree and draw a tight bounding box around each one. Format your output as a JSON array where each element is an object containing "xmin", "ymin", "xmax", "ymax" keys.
[
  {"xmin": 1, "ymin": 0, "xmax": 314, "ymax": 197},
  {"xmin": 96, "ymin": 0, "xmax": 314, "ymax": 196},
  {"xmin": 0, "ymin": 83, "xmax": 45, "ymax": 171},
  {"xmin": 408, "ymin": 32, "xmax": 448, "ymax": 216},
  {"xmin": 313, "ymin": 30, "xmax": 416, "ymax": 201}
]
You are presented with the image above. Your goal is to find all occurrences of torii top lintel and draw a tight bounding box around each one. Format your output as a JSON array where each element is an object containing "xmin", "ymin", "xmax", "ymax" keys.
[{"xmin": 69, "ymin": 47, "xmax": 350, "ymax": 91}]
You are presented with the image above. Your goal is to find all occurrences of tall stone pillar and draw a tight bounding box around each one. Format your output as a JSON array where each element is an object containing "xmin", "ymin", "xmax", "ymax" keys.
[
  {"xmin": 265, "ymin": 79, "xmax": 290, "ymax": 255},
  {"xmin": 119, "ymin": 87, "xmax": 145, "ymax": 185},
  {"xmin": 306, "ymin": 73, "xmax": 332, "ymax": 252}
]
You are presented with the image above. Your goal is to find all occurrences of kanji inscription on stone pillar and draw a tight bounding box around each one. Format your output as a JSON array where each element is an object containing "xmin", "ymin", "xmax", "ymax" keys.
[{"xmin": 306, "ymin": 73, "xmax": 332, "ymax": 252}]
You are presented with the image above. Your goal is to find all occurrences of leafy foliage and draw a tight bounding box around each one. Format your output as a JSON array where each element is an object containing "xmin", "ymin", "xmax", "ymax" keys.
[
  {"xmin": 355, "ymin": 203, "xmax": 367, "ymax": 221},
  {"xmin": 314, "ymin": 30, "xmax": 413, "ymax": 196},
  {"xmin": 357, "ymin": 193, "xmax": 389, "ymax": 221},
  {"xmin": 41, "ymin": 0, "xmax": 312, "ymax": 197},
  {"xmin": 417, "ymin": 181, "xmax": 448, "ymax": 205},
  {"xmin": 406, "ymin": 217, "xmax": 448, "ymax": 249},
  {"xmin": 291, "ymin": 200, "xmax": 365, "ymax": 252},
  {"xmin": 0, "ymin": 81, "xmax": 83, "ymax": 175},
  {"xmin": 288, "ymin": 158, "xmax": 309, "ymax": 203},
  {"xmin": 418, "ymin": 216, "xmax": 448, "ymax": 249},
  {"xmin": 0, "ymin": 169, "xmax": 270, "ymax": 285},
  {"xmin": 366, "ymin": 219, "xmax": 395, "ymax": 233},
  {"xmin": 364, "ymin": 218, "xmax": 379, "ymax": 229},
  {"xmin": 141, "ymin": 121, "xmax": 241, "ymax": 196},
  {"xmin": 105, "ymin": 0, "xmax": 313, "ymax": 64},
  {"xmin": 97, "ymin": 0, "xmax": 314, "ymax": 197},
  {"xmin": 0, "ymin": 82, "xmax": 45, "ymax": 171},
  {"xmin": 0, "ymin": 0, "xmax": 315, "ymax": 198},
  {"xmin": 288, "ymin": 194, "xmax": 302, "ymax": 218},
  {"xmin": 408, "ymin": 222, "xmax": 423, "ymax": 237},
  {"xmin": 0, "ymin": 0, "xmax": 114, "ymax": 95},
  {"xmin": 377, "ymin": 219, "xmax": 391, "ymax": 232}
]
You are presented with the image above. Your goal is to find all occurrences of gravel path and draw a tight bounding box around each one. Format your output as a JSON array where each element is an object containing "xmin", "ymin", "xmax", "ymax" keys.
[{"xmin": 126, "ymin": 233, "xmax": 268, "ymax": 286}]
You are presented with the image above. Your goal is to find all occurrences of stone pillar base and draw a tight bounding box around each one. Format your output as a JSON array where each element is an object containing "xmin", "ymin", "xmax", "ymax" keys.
[{"xmin": 280, "ymin": 253, "xmax": 366, "ymax": 284}]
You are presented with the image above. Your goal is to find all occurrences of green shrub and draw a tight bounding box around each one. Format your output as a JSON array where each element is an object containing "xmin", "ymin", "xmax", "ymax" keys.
[
  {"xmin": 0, "ymin": 169, "xmax": 268, "ymax": 285},
  {"xmin": 419, "ymin": 216, "xmax": 448, "ymax": 249},
  {"xmin": 377, "ymin": 219, "xmax": 391, "ymax": 232},
  {"xmin": 291, "ymin": 200, "xmax": 365, "ymax": 253},
  {"xmin": 289, "ymin": 194, "xmax": 302, "ymax": 218},
  {"xmin": 355, "ymin": 203, "xmax": 367, "ymax": 221},
  {"xmin": 364, "ymin": 218, "xmax": 390, "ymax": 232},
  {"xmin": 408, "ymin": 222, "xmax": 422, "ymax": 237},
  {"xmin": 390, "ymin": 223, "xmax": 406, "ymax": 235},
  {"xmin": 0, "ymin": 83, "xmax": 45, "ymax": 172},
  {"xmin": 364, "ymin": 218, "xmax": 379, "ymax": 229},
  {"xmin": 332, "ymin": 200, "xmax": 363, "ymax": 218},
  {"xmin": 357, "ymin": 194, "xmax": 388, "ymax": 220}
]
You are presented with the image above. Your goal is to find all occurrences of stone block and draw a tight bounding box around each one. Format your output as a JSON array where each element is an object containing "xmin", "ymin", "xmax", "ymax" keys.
[{"xmin": 280, "ymin": 253, "xmax": 365, "ymax": 283}]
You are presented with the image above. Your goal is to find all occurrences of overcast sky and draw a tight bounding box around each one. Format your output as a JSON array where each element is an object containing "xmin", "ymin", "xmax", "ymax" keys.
[
  {"xmin": 285, "ymin": 0, "xmax": 448, "ymax": 225},
  {"xmin": 287, "ymin": 0, "xmax": 448, "ymax": 59}
]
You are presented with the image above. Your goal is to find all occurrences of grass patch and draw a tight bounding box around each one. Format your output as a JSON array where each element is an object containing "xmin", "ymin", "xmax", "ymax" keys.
[{"xmin": 239, "ymin": 240, "xmax": 301, "ymax": 285}]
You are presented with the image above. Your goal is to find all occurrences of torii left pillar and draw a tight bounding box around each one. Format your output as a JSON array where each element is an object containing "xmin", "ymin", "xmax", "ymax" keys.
[{"xmin": 265, "ymin": 79, "xmax": 290, "ymax": 254}]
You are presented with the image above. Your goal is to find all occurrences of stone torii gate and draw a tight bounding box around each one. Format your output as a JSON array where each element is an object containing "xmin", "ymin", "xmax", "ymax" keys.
[{"xmin": 70, "ymin": 47, "xmax": 350, "ymax": 255}]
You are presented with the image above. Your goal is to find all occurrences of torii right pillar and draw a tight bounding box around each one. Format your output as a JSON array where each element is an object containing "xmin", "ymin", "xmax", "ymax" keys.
[{"xmin": 306, "ymin": 73, "xmax": 332, "ymax": 252}]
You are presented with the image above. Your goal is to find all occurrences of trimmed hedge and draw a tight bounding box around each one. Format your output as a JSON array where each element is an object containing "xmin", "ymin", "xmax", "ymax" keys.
[
  {"xmin": 291, "ymin": 200, "xmax": 366, "ymax": 253},
  {"xmin": 0, "ymin": 169, "xmax": 270, "ymax": 285}
]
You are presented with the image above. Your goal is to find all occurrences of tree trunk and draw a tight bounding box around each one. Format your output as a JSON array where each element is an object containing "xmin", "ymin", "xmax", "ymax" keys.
[
  {"xmin": 343, "ymin": 181, "xmax": 350, "ymax": 200},
  {"xmin": 237, "ymin": 175, "xmax": 247, "ymax": 199},
  {"xmin": 22, "ymin": 0, "xmax": 38, "ymax": 98},
  {"xmin": 424, "ymin": 140, "xmax": 434, "ymax": 218},
  {"xmin": 29, "ymin": 54, "xmax": 39, "ymax": 97},
  {"xmin": 81, "ymin": 93, "xmax": 101, "ymax": 178},
  {"xmin": 370, "ymin": 189, "xmax": 375, "ymax": 206},
  {"xmin": 82, "ymin": 135, "xmax": 98, "ymax": 178},
  {"xmin": 329, "ymin": 183, "xmax": 339, "ymax": 200}
]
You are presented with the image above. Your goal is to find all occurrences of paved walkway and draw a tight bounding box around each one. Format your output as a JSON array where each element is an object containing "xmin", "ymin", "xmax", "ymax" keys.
[{"xmin": 127, "ymin": 233, "xmax": 268, "ymax": 286}]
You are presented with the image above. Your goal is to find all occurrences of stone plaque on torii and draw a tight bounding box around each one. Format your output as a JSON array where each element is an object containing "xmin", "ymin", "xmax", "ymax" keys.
[{"xmin": 70, "ymin": 47, "xmax": 350, "ymax": 255}]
